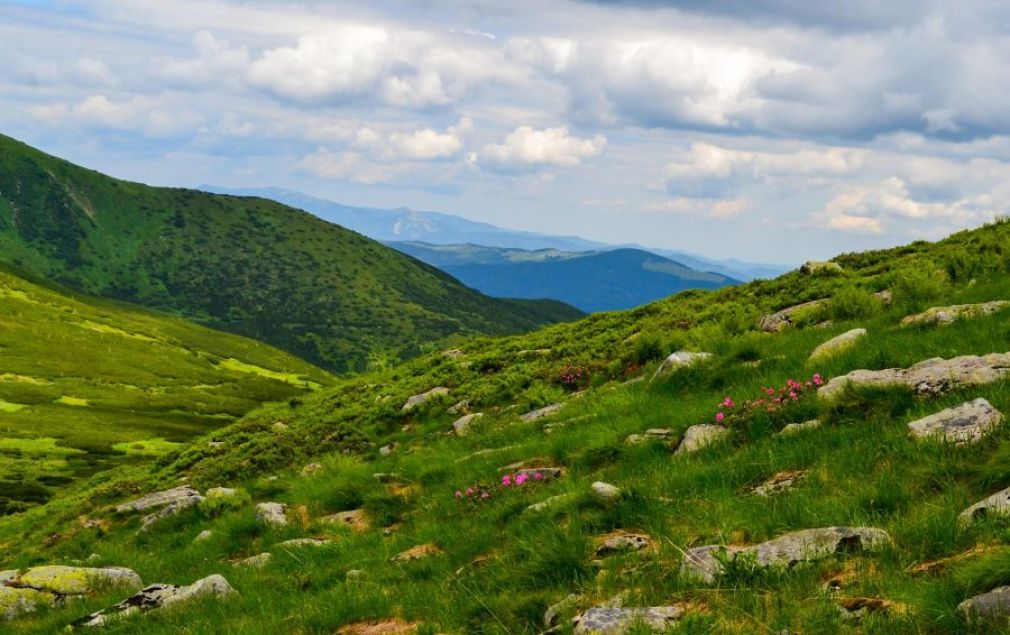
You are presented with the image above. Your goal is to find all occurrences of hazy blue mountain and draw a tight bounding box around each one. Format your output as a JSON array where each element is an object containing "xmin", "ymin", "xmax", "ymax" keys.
[
  {"xmin": 388, "ymin": 242, "xmax": 739, "ymax": 313},
  {"xmin": 201, "ymin": 187, "xmax": 788, "ymax": 281}
]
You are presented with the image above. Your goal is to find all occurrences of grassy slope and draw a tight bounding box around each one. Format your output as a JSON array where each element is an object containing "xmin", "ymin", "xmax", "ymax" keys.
[
  {"xmin": 0, "ymin": 134, "xmax": 582, "ymax": 373},
  {"xmin": 4, "ymin": 221, "xmax": 1010, "ymax": 633},
  {"xmin": 0, "ymin": 263, "xmax": 331, "ymax": 514}
]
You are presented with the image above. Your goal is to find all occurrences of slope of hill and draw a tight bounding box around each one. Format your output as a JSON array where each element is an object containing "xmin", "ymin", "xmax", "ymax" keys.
[
  {"xmin": 389, "ymin": 242, "xmax": 738, "ymax": 312},
  {"xmin": 205, "ymin": 186, "xmax": 788, "ymax": 281},
  {"xmin": 0, "ymin": 134, "xmax": 582, "ymax": 373},
  {"xmin": 0, "ymin": 263, "xmax": 331, "ymax": 516},
  {"xmin": 3, "ymin": 219, "xmax": 1010, "ymax": 633}
]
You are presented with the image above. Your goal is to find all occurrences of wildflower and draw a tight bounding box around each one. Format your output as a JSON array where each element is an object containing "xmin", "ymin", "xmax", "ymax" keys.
[
  {"xmin": 766, "ymin": 387, "xmax": 775, "ymax": 396},
  {"xmin": 480, "ymin": 491, "xmax": 489, "ymax": 499},
  {"xmin": 455, "ymin": 490, "xmax": 462, "ymax": 498},
  {"xmin": 722, "ymin": 397, "xmax": 735, "ymax": 408},
  {"xmin": 812, "ymin": 373, "xmax": 823, "ymax": 386},
  {"xmin": 534, "ymin": 472, "xmax": 544, "ymax": 481},
  {"xmin": 715, "ymin": 412, "xmax": 725, "ymax": 423},
  {"xmin": 502, "ymin": 475, "xmax": 512, "ymax": 487},
  {"xmin": 466, "ymin": 487, "xmax": 474, "ymax": 497},
  {"xmin": 515, "ymin": 473, "xmax": 529, "ymax": 485}
]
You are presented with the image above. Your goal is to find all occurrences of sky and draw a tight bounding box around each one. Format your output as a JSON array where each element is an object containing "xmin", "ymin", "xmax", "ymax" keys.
[{"xmin": 3, "ymin": 0, "xmax": 1010, "ymax": 263}]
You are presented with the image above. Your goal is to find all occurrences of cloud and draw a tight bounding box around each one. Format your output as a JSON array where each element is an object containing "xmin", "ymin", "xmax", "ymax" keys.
[
  {"xmin": 647, "ymin": 196, "xmax": 751, "ymax": 218},
  {"xmin": 296, "ymin": 148, "xmax": 391, "ymax": 184},
  {"xmin": 28, "ymin": 94, "xmax": 201, "ymax": 137},
  {"xmin": 479, "ymin": 125, "xmax": 606, "ymax": 172}
]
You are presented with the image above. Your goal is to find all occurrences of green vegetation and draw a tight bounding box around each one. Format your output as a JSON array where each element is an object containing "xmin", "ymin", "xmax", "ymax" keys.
[
  {"xmin": 0, "ymin": 134, "xmax": 582, "ymax": 373},
  {"xmin": 3, "ymin": 219, "xmax": 1010, "ymax": 632}
]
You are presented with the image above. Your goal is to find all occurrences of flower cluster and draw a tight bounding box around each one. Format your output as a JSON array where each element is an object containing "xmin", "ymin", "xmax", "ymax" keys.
[
  {"xmin": 558, "ymin": 365, "xmax": 589, "ymax": 389},
  {"xmin": 454, "ymin": 470, "xmax": 550, "ymax": 504},
  {"xmin": 708, "ymin": 373, "xmax": 825, "ymax": 427}
]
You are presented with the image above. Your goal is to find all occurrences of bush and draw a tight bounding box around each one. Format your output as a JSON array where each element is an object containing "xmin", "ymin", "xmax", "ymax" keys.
[
  {"xmin": 892, "ymin": 267, "xmax": 948, "ymax": 309},
  {"xmin": 631, "ymin": 333, "xmax": 664, "ymax": 365},
  {"xmin": 828, "ymin": 287, "xmax": 879, "ymax": 320},
  {"xmin": 199, "ymin": 487, "xmax": 251, "ymax": 517}
]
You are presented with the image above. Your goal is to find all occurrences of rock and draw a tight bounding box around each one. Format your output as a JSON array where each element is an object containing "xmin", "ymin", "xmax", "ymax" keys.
[
  {"xmin": 275, "ymin": 538, "xmax": 332, "ymax": 550},
  {"xmin": 234, "ymin": 553, "xmax": 272, "ymax": 568},
  {"xmin": 674, "ymin": 424, "xmax": 730, "ymax": 455},
  {"xmin": 545, "ymin": 593, "xmax": 580, "ymax": 628},
  {"xmin": 779, "ymin": 419, "xmax": 821, "ymax": 435},
  {"xmin": 272, "ymin": 421, "xmax": 289, "ymax": 431},
  {"xmin": 205, "ymin": 487, "xmax": 237, "ymax": 498},
  {"xmin": 590, "ymin": 482, "xmax": 622, "ymax": 505},
  {"xmin": 391, "ymin": 543, "xmax": 443, "ymax": 562},
  {"xmin": 115, "ymin": 486, "xmax": 202, "ymax": 513},
  {"xmin": 11, "ymin": 565, "xmax": 142, "ymax": 596},
  {"xmin": 819, "ymin": 353, "xmax": 1010, "ymax": 399},
  {"xmin": 809, "ymin": 328, "xmax": 867, "ymax": 361},
  {"xmin": 300, "ymin": 463, "xmax": 323, "ymax": 477},
  {"xmin": 800, "ymin": 260, "xmax": 843, "ymax": 275},
  {"xmin": 255, "ymin": 502, "xmax": 288, "ymax": 527},
  {"xmin": 401, "ymin": 387, "xmax": 449, "ymax": 413},
  {"xmin": 595, "ymin": 531, "xmax": 652, "ymax": 557},
  {"xmin": 907, "ymin": 398, "xmax": 1003, "ymax": 444},
  {"xmin": 74, "ymin": 574, "xmax": 236, "ymax": 627},
  {"xmin": 959, "ymin": 485, "xmax": 1010, "ymax": 524},
  {"xmin": 651, "ymin": 351, "xmax": 711, "ymax": 381},
  {"xmin": 680, "ymin": 527, "xmax": 891, "ymax": 584},
  {"xmin": 379, "ymin": 443, "xmax": 397, "ymax": 456},
  {"xmin": 748, "ymin": 470, "xmax": 808, "ymax": 497},
  {"xmin": 901, "ymin": 301, "xmax": 1009, "ymax": 327},
  {"xmin": 837, "ymin": 597, "xmax": 897, "ymax": 622},
  {"xmin": 958, "ymin": 586, "xmax": 1010, "ymax": 622},
  {"xmin": 514, "ymin": 467, "xmax": 563, "ymax": 481},
  {"xmin": 451, "ymin": 413, "xmax": 483, "ymax": 436},
  {"xmin": 625, "ymin": 428, "xmax": 674, "ymax": 445},
  {"xmin": 0, "ymin": 586, "xmax": 55, "ymax": 621},
  {"xmin": 139, "ymin": 494, "xmax": 204, "ymax": 531},
  {"xmin": 573, "ymin": 606, "xmax": 684, "ymax": 634},
  {"xmin": 520, "ymin": 403, "xmax": 564, "ymax": 422},
  {"xmin": 525, "ymin": 494, "xmax": 576, "ymax": 513},
  {"xmin": 193, "ymin": 530, "xmax": 213, "ymax": 543},
  {"xmin": 447, "ymin": 399, "xmax": 471, "ymax": 415},
  {"xmin": 345, "ymin": 569, "xmax": 365, "ymax": 580},
  {"xmin": 760, "ymin": 299, "xmax": 828, "ymax": 332}
]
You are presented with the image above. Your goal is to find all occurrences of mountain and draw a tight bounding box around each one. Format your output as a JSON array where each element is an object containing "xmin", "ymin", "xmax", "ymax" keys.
[
  {"xmin": 203, "ymin": 186, "xmax": 788, "ymax": 281},
  {"xmin": 5, "ymin": 217, "xmax": 1010, "ymax": 632},
  {"xmin": 388, "ymin": 242, "xmax": 738, "ymax": 312},
  {"xmin": 0, "ymin": 134, "xmax": 582, "ymax": 373},
  {"xmin": 0, "ymin": 262, "xmax": 331, "ymax": 515}
]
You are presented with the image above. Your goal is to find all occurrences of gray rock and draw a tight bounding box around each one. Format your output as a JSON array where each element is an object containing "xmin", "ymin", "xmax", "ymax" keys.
[
  {"xmin": 959, "ymin": 485, "xmax": 1010, "ymax": 524},
  {"xmin": 809, "ymin": 328, "xmax": 867, "ymax": 361},
  {"xmin": 590, "ymin": 482, "xmax": 622, "ymax": 505},
  {"xmin": 760, "ymin": 299, "xmax": 829, "ymax": 332},
  {"xmin": 255, "ymin": 502, "xmax": 288, "ymax": 527},
  {"xmin": 679, "ymin": 544, "xmax": 749, "ymax": 584},
  {"xmin": 874, "ymin": 289, "xmax": 893, "ymax": 304},
  {"xmin": 958, "ymin": 586, "xmax": 1010, "ymax": 622},
  {"xmin": 625, "ymin": 428, "xmax": 674, "ymax": 445},
  {"xmin": 8, "ymin": 565, "xmax": 142, "ymax": 596},
  {"xmin": 651, "ymin": 351, "xmax": 711, "ymax": 381},
  {"xmin": 139, "ymin": 494, "xmax": 204, "ymax": 531},
  {"xmin": 544, "ymin": 593, "xmax": 580, "ymax": 628},
  {"xmin": 234, "ymin": 553, "xmax": 272, "ymax": 568},
  {"xmin": 401, "ymin": 387, "xmax": 449, "ymax": 413},
  {"xmin": 573, "ymin": 606, "xmax": 684, "ymax": 634},
  {"xmin": 451, "ymin": 413, "xmax": 483, "ymax": 436},
  {"xmin": 779, "ymin": 420, "xmax": 821, "ymax": 435},
  {"xmin": 74, "ymin": 574, "xmax": 236, "ymax": 627},
  {"xmin": 674, "ymin": 424, "xmax": 730, "ymax": 455},
  {"xmin": 274, "ymin": 538, "xmax": 332, "ymax": 550},
  {"xmin": 749, "ymin": 470, "xmax": 808, "ymax": 497},
  {"xmin": 514, "ymin": 467, "xmax": 563, "ymax": 481},
  {"xmin": 0, "ymin": 587, "xmax": 55, "ymax": 621},
  {"xmin": 819, "ymin": 353, "xmax": 1010, "ymax": 399},
  {"xmin": 372, "ymin": 472, "xmax": 401, "ymax": 483},
  {"xmin": 901, "ymin": 301, "xmax": 1009, "ymax": 327},
  {"xmin": 115, "ymin": 486, "xmax": 202, "ymax": 513},
  {"xmin": 520, "ymin": 403, "xmax": 564, "ymax": 422},
  {"xmin": 447, "ymin": 399, "xmax": 471, "ymax": 415},
  {"xmin": 272, "ymin": 421, "xmax": 289, "ymax": 431},
  {"xmin": 800, "ymin": 261, "xmax": 843, "ymax": 275},
  {"xmin": 193, "ymin": 530, "xmax": 213, "ymax": 543},
  {"xmin": 595, "ymin": 531, "xmax": 652, "ymax": 557},
  {"xmin": 379, "ymin": 443, "xmax": 397, "ymax": 456},
  {"xmin": 907, "ymin": 398, "xmax": 1003, "ymax": 444},
  {"xmin": 526, "ymin": 493, "xmax": 577, "ymax": 513}
]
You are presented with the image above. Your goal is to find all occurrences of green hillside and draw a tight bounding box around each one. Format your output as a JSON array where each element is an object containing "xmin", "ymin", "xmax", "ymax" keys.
[
  {"xmin": 0, "ymin": 134, "xmax": 582, "ymax": 373},
  {"xmin": 4, "ymin": 219, "xmax": 1010, "ymax": 633},
  {"xmin": 0, "ymin": 264, "xmax": 331, "ymax": 515}
]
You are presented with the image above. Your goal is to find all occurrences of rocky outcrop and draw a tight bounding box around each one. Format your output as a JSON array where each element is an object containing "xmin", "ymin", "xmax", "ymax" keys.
[
  {"xmin": 520, "ymin": 403, "xmax": 564, "ymax": 422},
  {"xmin": 809, "ymin": 328, "xmax": 866, "ymax": 361},
  {"xmin": 401, "ymin": 387, "xmax": 449, "ymax": 413},
  {"xmin": 115, "ymin": 486, "xmax": 201, "ymax": 513},
  {"xmin": 255, "ymin": 502, "xmax": 288, "ymax": 527},
  {"xmin": 800, "ymin": 260, "xmax": 843, "ymax": 275},
  {"xmin": 572, "ymin": 606, "xmax": 683, "ymax": 634},
  {"xmin": 680, "ymin": 527, "xmax": 891, "ymax": 584},
  {"xmin": 818, "ymin": 353, "xmax": 1010, "ymax": 399},
  {"xmin": 760, "ymin": 299, "xmax": 828, "ymax": 332},
  {"xmin": 0, "ymin": 586, "xmax": 54, "ymax": 621},
  {"xmin": 674, "ymin": 424, "xmax": 730, "ymax": 455},
  {"xmin": 901, "ymin": 301, "xmax": 1009, "ymax": 327},
  {"xmin": 451, "ymin": 413, "xmax": 483, "ymax": 436},
  {"xmin": 958, "ymin": 586, "xmax": 1010, "ymax": 622},
  {"xmin": 139, "ymin": 494, "xmax": 203, "ymax": 531},
  {"xmin": 74, "ymin": 574, "xmax": 236, "ymax": 627},
  {"xmin": 650, "ymin": 351, "xmax": 711, "ymax": 381},
  {"xmin": 748, "ymin": 470, "xmax": 808, "ymax": 497},
  {"xmin": 907, "ymin": 398, "xmax": 1003, "ymax": 444},
  {"xmin": 5, "ymin": 566, "xmax": 142, "ymax": 596},
  {"xmin": 958, "ymin": 485, "xmax": 1010, "ymax": 524},
  {"xmin": 234, "ymin": 553, "xmax": 272, "ymax": 568}
]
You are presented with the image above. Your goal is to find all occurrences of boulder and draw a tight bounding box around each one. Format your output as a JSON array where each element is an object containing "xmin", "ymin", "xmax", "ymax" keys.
[
  {"xmin": 681, "ymin": 527, "xmax": 891, "ymax": 584},
  {"xmin": 139, "ymin": 494, "xmax": 204, "ymax": 531},
  {"xmin": 958, "ymin": 586, "xmax": 1010, "ymax": 622},
  {"xmin": 115, "ymin": 486, "xmax": 202, "ymax": 513},
  {"xmin": 674, "ymin": 424, "xmax": 730, "ymax": 455},
  {"xmin": 590, "ymin": 482, "xmax": 622, "ymax": 505},
  {"xmin": 760, "ymin": 299, "xmax": 828, "ymax": 332},
  {"xmin": 520, "ymin": 403, "xmax": 564, "ymax": 422},
  {"xmin": 573, "ymin": 606, "xmax": 683, "ymax": 634},
  {"xmin": 525, "ymin": 494, "xmax": 576, "ymax": 513},
  {"xmin": 907, "ymin": 398, "xmax": 1003, "ymax": 444},
  {"xmin": 625, "ymin": 428, "xmax": 674, "ymax": 445},
  {"xmin": 809, "ymin": 328, "xmax": 867, "ymax": 361},
  {"xmin": 451, "ymin": 413, "xmax": 483, "ymax": 436},
  {"xmin": 748, "ymin": 470, "xmax": 808, "ymax": 497},
  {"xmin": 275, "ymin": 538, "xmax": 332, "ymax": 550},
  {"xmin": 0, "ymin": 587, "xmax": 56, "ymax": 621},
  {"xmin": 800, "ymin": 260, "xmax": 843, "ymax": 275},
  {"xmin": 11, "ymin": 565, "xmax": 142, "ymax": 596},
  {"xmin": 320, "ymin": 509, "xmax": 369, "ymax": 531},
  {"xmin": 234, "ymin": 553, "xmax": 272, "ymax": 568},
  {"xmin": 959, "ymin": 485, "xmax": 1010, "ymax": 524},
  {"xmin": 255, "ymin": 502, "xmax": 288, "ymax": 527},
  {"xmin": 193, "ymin": 530, "xmax": 213, "ymax": 543},
  {"xmin": 595, "ymin": 531, "xmax": 652, "ymax": 557},
  {"xmin": 779, "ymin": 420, "xmax": 821, "ymax": 435},
  {"xmin": 447, "ymin": 399, "xmax": 471, "ymax": 415},
  {"xmin": 818, "ymin": 353, "xmax": 1010, "ymax": 399},
  {"xmin": 74, "ymin": 574, "xmax": 236, "ymax": 628},
  {"xmin": 651, "ymin": 351, "xmax": 711, "ymax": 381},
  {"xmin": 901, "ymin": 301, "xmax": 1009, "ymax": 327},
  {"xmin": 401, "ymin": 387, "xmax": 449, "ymax": 413}
]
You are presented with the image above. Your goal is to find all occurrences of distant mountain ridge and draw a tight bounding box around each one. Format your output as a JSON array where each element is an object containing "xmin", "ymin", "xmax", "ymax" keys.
[
  {"xmin": 202, "ymin": 186, "xmax": 788, "ymax": 281},
  {"xmin": 388, "ymin": 242, "xmax": 738, "ymax": 312}
]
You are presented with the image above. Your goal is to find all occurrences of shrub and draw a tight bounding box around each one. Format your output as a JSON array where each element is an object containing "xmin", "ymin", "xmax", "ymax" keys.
[
  {"xmin": 199, "ymin": 487, "xmax": 251, "ymax": 517},
  {"xmin": 631, "ymin": 333, "xmax": 664, "ymax": 365},
  {"xmin": 828, "ymin": 287, "xmax": 879, "ymax": 320},
  {"xmin": 892, "ymin": 266, "xmax": 948, "ymax": 309}
]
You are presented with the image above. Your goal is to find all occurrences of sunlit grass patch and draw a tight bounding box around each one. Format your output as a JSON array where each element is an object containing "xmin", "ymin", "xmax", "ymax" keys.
[
  {"xmin": 55, "ymin": 395, "xmax": 89, "ymax": 407},
  {"xmin": 217, "ymin": 358, "xmax": 323, "ymax": 390},
  {"xmin": 111, "ymin": 438, "xmax": 184, "ymax": 457}
]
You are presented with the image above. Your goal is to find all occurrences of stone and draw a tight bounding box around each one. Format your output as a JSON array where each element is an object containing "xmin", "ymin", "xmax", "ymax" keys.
[
  {"xmin": 544, "ymin": 593, "xmax": 580, "ymax": 628},
  {"xmin": 300, "ymin": 463, "xmax": 323, "ymax": 477},
  {"xmin": 275, "ymin": 538, "xmax": 332, "ymax": 550},
  {"xmin": 379, "ymin": 443, "xmax": 397, "ymax": 456},
  {"xmin": 590, "ymin": 482, "xmax": 622, "ymax": 505},
  {"xmin": 345, "ymin": 569, "xmax": 365, "ymax": 580},
  {"xmin": 674, "ymin": 424, "xmax": 730, "ymax": 455},
  {"xmin": 680, "ymin": 527, "xmax": 891, "ymax": 584},
  {"xmin": 958, "ymin": 586, "xmax": 1010, "ymax": 622},
  {"xmin": 139, "ymin": 494, "xmax": 204, "ymax": 531},
  {"xmin": 760, "ymin": 299, "xmax": 828, "ymax": 332},
  {"xmin": 651, "ymin": 351, "xmax": 711, "ymax": 381},
  {"xmin": 595, "ymin": 531, "xmax": 652, "ymax": 557},
  {"xmin": 520, "ymin": 403, "xmax": 564, "ymax": 422},
  {"xmin": 451, "ymin": 413, "xmax": 483, "ymax": 436},
  {"xmin": 837, "ymin": 597, "xmax": 896, "ymax": 622},
  {"xmin": 193, "ymin": 530, "xmax": 213, "ymax": 543},
  {"xmin": 401, "ymin": 387, "xmax": 449, "ymax": 413},
  {"xmin": 0, "ymin": 586, "xmax": 55, "ymax": 621},
  {"xmin": 391, "ymin": 543, "xmax": 443, "ymax": 562},
  {"xmin": 74, "ymin": 574, "xmax": 236, "ymax": 627},
  {"xmin": 255, "ymin": 502, "xmax": 288, "ymax": 527},
  {"xmin": 779, "ymin": 420, "xmax": 821, "ymax": 435},
  {"xmin": 272, "ymin": 421, "xmax": 289, "ymax": 431},
  {"xmin": 573, "ymin": 606, "xmax": 684, "ymax": 634},
  {"xmin": 800, "ymin": 260, "xmax": 843, "ymax": 275},
  {"xmin": 234, "ymin": 553, "xmax": 272, "ymax": 568},
  {"xmin": 447, "ymin": 399, "xmax": 471, "ymax": 415},
  {"xmin": 115, "ymin": 486, "xmax": 202, "ymax": 513},
  {"xmin": 901, "ymin": 301, "xmax": 1010, "ymax": 327},
  {"xmin": 809, "ymin": 328, "xmax": 867, "ymax": 361},
  {"xmin": 525, "ymin": 494, "xmax": 576, "ymax": 513},
  {"xmin": 514, "ymin": 467, "xmax": 563, "ymax": 481},
  {"xmin": 959, "ymin": 486, "xmax": 1010, "ymax": 524},
  {"xmin": 818, "ymin": 353, "xmax": 1010, "ymax": 399},
  {"xmin": 907, "ymin": 398, "xmax": 1003, "ymax": 444},
  {"xmin": 748, "ymin": 470, "xmax": 808, "ymax": 497},
  {"xmin": 12, "ymin": 565, "xmax": 142, "ymax": 596},
  {"xmin": 625, "ymin": 428, "xmax": 674, "ymax": 445}
]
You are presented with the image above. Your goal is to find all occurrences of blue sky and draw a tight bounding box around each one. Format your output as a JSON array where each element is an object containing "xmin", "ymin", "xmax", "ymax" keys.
[{"xmin": 3, "ymin": 0, "xmax": 1010, "ymax": 262}]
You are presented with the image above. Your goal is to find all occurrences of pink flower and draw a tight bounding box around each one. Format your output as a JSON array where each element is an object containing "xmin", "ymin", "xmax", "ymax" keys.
[
  {"xmin": 766, "ymin": 388, "xmax": 775, "ymax": 396},
  {"xmin": 502, "ymin": 475, "xmax": 512, "ymax": 487},
  {"xmin": 455, "ymin": 490, "xmax": 462, "ymax": 498},
  {"xmin": 466, "ymin": 487, "xmax": 474, "ymax": 497},
  {"xmin": 722, "ymin": 397, "xmax": 735, "ymax": 408},
  {"xmin": 515, "ymin": 473, "xmax": 529, "ymax": 485},
  {"xmin": 534, "ymin": 472, "xmax": 544, "ymax": 481},
  {"xmin": 715, "ymin": 412, "xmax": 725, "ymax": 423},
  {"xmin": 813, "ymin": 373, "xmax": 823, "ymax": 386},
  {"xmin": 480, "ymin": 491, "xmax": 489, "ymax": 499}
]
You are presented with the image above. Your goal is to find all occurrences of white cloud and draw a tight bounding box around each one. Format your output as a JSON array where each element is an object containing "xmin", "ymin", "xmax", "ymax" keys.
[
  {"xmin": 296, "ymin": 148, "xmax": 391, "ymax": 184},
  {"xmin": 28, "ymin": 94, "xmax": 201, "ymax": 137},
  {"xmin": 480, "ymin": 125, "xmax": 606, "ymax": 171}
]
